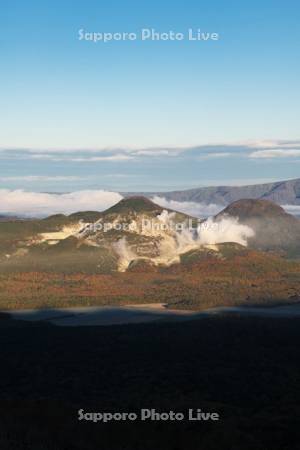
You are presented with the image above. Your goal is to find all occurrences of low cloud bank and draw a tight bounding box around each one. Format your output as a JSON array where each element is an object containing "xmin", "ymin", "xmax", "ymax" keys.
[
  {"xmin": 152, "ymin": 197, "xmax": 300, "ymax": 218},
  {"xmin": 151, "ymin": 196, "xmax": 224, "ymax": 218},
  {"xmin": 2, "ymin": 189, "xmax": 299, "ymax": 220},
  {"xmin": 282, "ymin": 205, "xmax": 300, "ymax": 215},
  {"xmin": 0, "ymin": 189, "xmax": 123, "ymax": 217}
]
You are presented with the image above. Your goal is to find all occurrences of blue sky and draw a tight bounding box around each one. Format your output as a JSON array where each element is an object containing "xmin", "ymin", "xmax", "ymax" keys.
[{"xmin": 0, "ymin": 0, "xmax": 300, "ymax": 192}]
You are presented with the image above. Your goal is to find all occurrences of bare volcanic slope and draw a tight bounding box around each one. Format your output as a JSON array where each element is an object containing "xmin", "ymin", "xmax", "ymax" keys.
[
  {"xmin": 0, "ymin": 210, "xmax": 109, "ymax": 272},
  {"xmin": 0, "ymin": 197, "xmax": 193, "ymax": 273},
  {"xmin": 77, "ymin": 196, "xmax": 195, "ymax": 270},
  {"xmin": 215, "ymin": 199, "xmax": 300, "ymax": 258},
  {"xmin": 0, "ymin": 197, "xmax": 300, "ymax": 273},
  {"xmin": 1, "ymin": 197, "xmax": 300, "ymax": 310},
  {"xmin": 2, "ymin": 195, "xmax": 300, "ymax": 279}
]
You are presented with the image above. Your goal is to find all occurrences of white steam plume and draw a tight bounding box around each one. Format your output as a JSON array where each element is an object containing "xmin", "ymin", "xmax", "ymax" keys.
[
  {"xmin": 113, "ymin": 237, "xmax": 138, "ymax": 272},
  {"xmin": 198, "ymin": 217, "xmax": 255, "ymax": 247},
  {"xmin": 113, "ymin": 210, "xmax": 255, "ymax": 270}
]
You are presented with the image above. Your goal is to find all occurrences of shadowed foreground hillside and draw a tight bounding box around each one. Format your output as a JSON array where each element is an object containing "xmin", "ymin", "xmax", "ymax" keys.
[{"xmin": 0, "ymin": 315, "xmax": 300, "ymax": 449}]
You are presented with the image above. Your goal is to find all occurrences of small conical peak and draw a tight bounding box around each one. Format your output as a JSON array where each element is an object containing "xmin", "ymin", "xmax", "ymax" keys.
[
  {"xmin": 103, "ymin": 196, "xmax": 164, "ymax": 215},
  {"xmin": 217, "ymin": 199, "xmax": 287, "ymax": 220}
]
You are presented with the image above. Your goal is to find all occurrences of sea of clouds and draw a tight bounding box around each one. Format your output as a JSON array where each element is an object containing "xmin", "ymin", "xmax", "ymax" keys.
[
  {"xmin": 0, "ymin": 189, "xmax": 299, "ymax": 218},
  {"xmin": 151, "ymin": 196, "xmax": 224, "ymax": 217},
  {"xmin": 0, "ymin": 189, "xmax": 123, "ymax": 217}
]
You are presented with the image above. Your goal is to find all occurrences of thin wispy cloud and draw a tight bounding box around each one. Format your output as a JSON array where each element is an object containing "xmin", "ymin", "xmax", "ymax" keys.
[
  {"xmin": 197, "ymin": 152, "xmax": 235, "ymax": 160},
  {"xmin": 67, "ymin": 154, "xmax": 134, "ymax": 162},
  {"xmin": 246, "ymin": 140, "xmax": 300, "ymax": 149},
  {"xmin": 0, "ymin": 176, "xmax": 85, "ymax": 182},
  {"xmin": 1, "ymin": 141, "xmax": 300, "ymax": 163},
  {"xmin": 249, "ymin": 149, "xmax": 300, "ymax": 159},
  {"xmin": 1, "ymin": 140, "xmax": 299, "ymax": 192}
]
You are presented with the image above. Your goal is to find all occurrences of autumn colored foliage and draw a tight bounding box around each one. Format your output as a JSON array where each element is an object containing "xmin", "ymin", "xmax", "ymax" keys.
[{"xmin": 1, "ymin": 248, "xmax": 300, "ymax": 310}]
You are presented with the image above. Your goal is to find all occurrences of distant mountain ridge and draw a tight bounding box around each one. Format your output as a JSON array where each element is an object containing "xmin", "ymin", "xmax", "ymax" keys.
[{"xmin": 126, "ymin": 178, "xmax": 300, "ymax": 206}]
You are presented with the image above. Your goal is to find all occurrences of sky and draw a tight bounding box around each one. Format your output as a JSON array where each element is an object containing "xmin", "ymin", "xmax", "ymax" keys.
[{"xmin": 0, "ymin": 0, "xmax": 300, "ymax": 194}]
